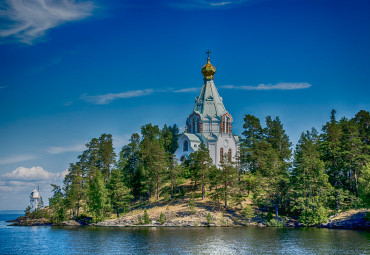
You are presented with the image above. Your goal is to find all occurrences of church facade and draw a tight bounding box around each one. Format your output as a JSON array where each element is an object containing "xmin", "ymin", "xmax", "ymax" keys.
[{"xmin": 175, "ymin": 53, "xmax": 239, "ymax": 167}]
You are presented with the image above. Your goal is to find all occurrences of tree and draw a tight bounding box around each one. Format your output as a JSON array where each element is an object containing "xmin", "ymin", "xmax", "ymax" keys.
[
  {"xmin": 167, "ymin": 154, "xmax": 182, "ymax": 199},
  {"xmin": 290, "ymin": 128, "xmax": 333, "ymax": 225},
  {"xmin": 98, "ymin": 134, "xmax": 117, "ymax": 184},
  {"xmin": 63, "ymin": 163, "xmax": 85, "ymax": 217},
  {"xmin": 140, "ymin": 128, "xmax": 167, "ymax": 201},
  {"xmin": 188, "ymin": 143, "xmax": 213, "ymax": 200},
  {"xmin": 119, "ymin": 133, "xmax": 142, "ymax": 200},
  {"xmin": 108, "ymin": 169, "xmax": 133, "ymax": 217},
  {"xmin": 49, "ymin": 184, "xmax": 65, "ymax": 223},
  {"xmin": 359, "ymin": 163, "xmax": 370, "ymax": 207},
  {"xmin": 321, "ymin": 110, "xmax": 345, "ymax": 211},
  {"xmin": 87, "ymin": 170, "xmax": 111, "ymax": 222},
  {"xmin": 253, "ymin": 116, "xmax": 291, "ymax": 219},
  {"xmin": 241, "ymin": 114, "xmax": 263, "ymax": 173},
  {"xmin": 217, "ymin": 155, "xmax": 239, "ymax": 209},
  {"xmin": 160, "ymin": 124, "xmax": 180, "ymax": 154}
]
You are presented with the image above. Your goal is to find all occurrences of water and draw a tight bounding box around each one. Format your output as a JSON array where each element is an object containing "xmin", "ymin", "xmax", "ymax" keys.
[{"xmin": 0, "ymin": 214, "xmax": 369, "ymax": 254}]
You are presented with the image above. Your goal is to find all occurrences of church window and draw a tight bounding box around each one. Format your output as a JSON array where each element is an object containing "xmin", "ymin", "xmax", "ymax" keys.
[
  {"xmin": 226, "ymin": 117, "xmax": 229, "ymax": 133},
  {"xmin": 192, "ymin": 118, "xmax": 196, "ymax": 133},
  {"xmin": 228, "ymin": 149, "xmax": 232, "ymax": 162},
  {"xmin": 183, "ymin": 140, "xmax": 189, "ymax": 151},
  {"xmin": 220, "ymin": 148, "xmax": 224, "ymax": 162},
  {"xmin": 180, "ymin": 156, "xmax": 186, "ymax": 163}
]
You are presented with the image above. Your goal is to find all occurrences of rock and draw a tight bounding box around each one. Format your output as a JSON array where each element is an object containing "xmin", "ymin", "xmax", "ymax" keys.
[{"xmin": 60, "ymin": 220, "xmax": 82, "ymax": 226}]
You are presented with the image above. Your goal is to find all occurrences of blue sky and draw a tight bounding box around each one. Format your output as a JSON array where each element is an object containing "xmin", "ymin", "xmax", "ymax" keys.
[{"xmin": 0, "ymin": 0, "xmax": 369, "ymax": 210}]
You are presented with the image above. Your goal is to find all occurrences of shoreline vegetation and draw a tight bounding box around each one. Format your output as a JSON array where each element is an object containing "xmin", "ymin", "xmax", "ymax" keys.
[{"xmin": 9, "ymin": 110, "xmax": 370, "ymax": 230}]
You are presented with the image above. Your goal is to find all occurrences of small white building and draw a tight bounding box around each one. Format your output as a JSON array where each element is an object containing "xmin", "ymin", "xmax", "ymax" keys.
[
  {"xmin": 29, "ymin": 187, "xmax": 43, "ymax": 211},
  {"xmin": 175, "ymin": 53, "xmax": 239, "ymax": 167}
]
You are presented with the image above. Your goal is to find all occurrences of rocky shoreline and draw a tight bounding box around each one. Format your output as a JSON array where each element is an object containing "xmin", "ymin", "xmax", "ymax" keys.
[{"xmin": 7, "ymin": 209, "xmax": 369, "ymax": 230}]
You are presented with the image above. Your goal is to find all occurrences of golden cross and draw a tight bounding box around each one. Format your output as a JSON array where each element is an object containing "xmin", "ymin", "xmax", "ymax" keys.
[{"xmin": 206, "ymin": 49, "xmax": 211, "ymax": 58}]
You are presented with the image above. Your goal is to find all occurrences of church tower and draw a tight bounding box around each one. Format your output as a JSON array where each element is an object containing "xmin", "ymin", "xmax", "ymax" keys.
[{"xmin": 175, "ymin": 51, "xmax": 239, "ymax": 166}]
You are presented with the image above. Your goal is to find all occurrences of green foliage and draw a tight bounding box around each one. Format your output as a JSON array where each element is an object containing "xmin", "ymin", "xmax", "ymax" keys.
[
  {"xmin": 188, "ymin": 143, "xmax": 213, "ymax": 200},
  {"xmin": 289, "ymin": 128, "xmax": 333, "ymax": 225},
  {"xmin": 24, "ymin": 205, "xmax": 31, "ymax": 216},
  {"xmin": 140, "ymin": 125, "xmax": 167, "ymax": 200},
  {"xmin": 299, "ymin": 206, "xmax": 328, "ymax": 226},
  {"xmin": 48, "ymin": 184, "xmax": 66, "ymax": 223},
  {"xmin": 206, "ymin": 212, "xmax": 214, "ymax": 224},
  {"xmin": 87, "ymin": 170, "xmax": 111, "ymax": 222},
  {"xmin": 108, "ymin": 169, "xmax": 133, "ymax": 217},
  {"xmin": 359, "ymin": 163, "xmax": 370, "ymax": 207},
  {"xmin": 188, "ymin": 194, "xmax": 196, "ymax": 214},
  {"xmin": 143, "ymin": 209, "xmax": 150, "ymax": 224},
  {"xmin": 159, "ymin": 212, "xmax": 166, "ymax": 224},
  {"xmin": 242, "ymin": 205, "xmax": 256, "ymax": 222},
  {"xmin": 267, "ymin": 218, "xmax": 284, "ymax": 227}
]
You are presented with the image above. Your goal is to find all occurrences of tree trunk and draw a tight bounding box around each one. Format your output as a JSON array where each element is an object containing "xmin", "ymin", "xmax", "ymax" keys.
[
  {"xmin": 275, "ymin": 193, "xmax": 279, "ymax": 220},
  {"xmin": 117, "ymin": 208, "xmax": 119, "ymax": 218},
  {"xmin": 156, "ymin": 174, "xmax": 159, "ymax": 200},
  {"xmin": 202, "ymin": 183, "xmax": 205, "ymax": 200}
]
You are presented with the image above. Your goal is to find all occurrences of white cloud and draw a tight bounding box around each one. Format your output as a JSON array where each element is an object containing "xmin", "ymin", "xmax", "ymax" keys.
[
  {"xmin": 0, "ymin": 167, "xmax": 68, "ymax": 210},
  {"xmin": 173, "ymin": 87, "xmax": 200, "ymax": 93},
  {"xmin": 1, "ymin": 166, "xmax": 68, "ymax": 182},
  {"xmin": 209, "ymin": 1, "xmax": 232, "ymax": 6},
  {"xmin": 81, "ymin": 89, "xmax": 155, "ymax": 105},
  {"xmin": 221, "ymin": 82, "xmax": 312, "ymax": 91},
  {"xmin": 47, "ymin": 144, "xmax": 85, "ymax": 154},
  {"xmin": 0, "ymin": 154, "xmax": 37, "ymax": 165},
  {"xmin": 0, "ymin": 0, "xmax": 95, "ymax": 44},
  {"xmin": 169, "ymin": 0, "xmax": 263, "ymax": 9}
]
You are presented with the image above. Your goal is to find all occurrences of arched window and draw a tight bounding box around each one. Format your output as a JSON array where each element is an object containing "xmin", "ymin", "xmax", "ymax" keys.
[
  {"xmin": 226, "ymin": 117, "xmax": 229, "ymax": 133},
  {"xmin": 180, "ymin": 156, "xmax": 186, "ymax": 163},
  {"xmin": 228, "ymin": 149, "xmax": 232, "ymax": 162},
  {"xmin": 183, "ymin": 140, "xmax": 188, "ymax": 151},
  {"xmin": 192, "ymin": 118, "xmax": 195, "ymax": 133},
  {"xmin": 220, "ymin": 148, "xmax": 224, "ymax": 162}
]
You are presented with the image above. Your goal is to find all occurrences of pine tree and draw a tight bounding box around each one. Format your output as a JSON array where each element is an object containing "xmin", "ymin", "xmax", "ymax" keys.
[
  {"xmin": 358, "ymin": 163, "xmax": 370, "ymax": 207},
  {"xmin": 217, "ymin": 155, "xmax": 239, "ymax": 209},
  {"xmin": 290, "ymin": 128, "xmax": 333, "ymax": 225},
  {"xmin": 188, "ymin": 143, "xmax": 213, "ymax": 200},
  {"xmin": 140, "ymin": 130, "xmax": 167, "ymax": 201},
  {"xmin": 98, "ymin": 134, "xmax": 117, "ymax": 184},
  {"xmin": 63, "ymin": 163, "xmax": 85, "ymax": 217},
  {"xmin": 119, "ymin": 133, "xmax": 142, "ymax": 199},
  {"xmin": 87, "ymin": 170, "xmax": 111, "ymax": 222},
  {"xmin": 108, "ymin": 169, "xmax": 133, "ymax": 217},
  {"xmin": 49, "ymin": 184, "xmax": 65, "ymax": 223}
]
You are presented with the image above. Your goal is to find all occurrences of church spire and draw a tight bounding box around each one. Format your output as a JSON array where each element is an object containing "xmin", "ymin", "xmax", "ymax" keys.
[
  {"xmin": 201, "ymin": 50, "xmax": 216, "ymax": 80},
  {"xmin": 193, "ymin": 51, "xmax": 227, "ymax": 119}
]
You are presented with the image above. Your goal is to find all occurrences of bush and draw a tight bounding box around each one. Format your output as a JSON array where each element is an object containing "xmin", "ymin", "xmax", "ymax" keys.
[
  {"xmin": 159, "ymin": 212, "xmax": 166, "ymax": 224},
  {"xmin": 143, "ymin": 209, "xmax": 151, "ymax": 224},
  {"xmin": 267, "ymin": 218, "xmax": 284, "ymax": 227},
  {"xmin": 242, "ymin": 205, "xmax": 255, "ymax": 222},
  {"xmin": 299, "ymin": 206, "xmax": 328, "ymax": 226},
  {"xmin": 206, "ymin": 212, "xmax": 214, "ymax": 224}
]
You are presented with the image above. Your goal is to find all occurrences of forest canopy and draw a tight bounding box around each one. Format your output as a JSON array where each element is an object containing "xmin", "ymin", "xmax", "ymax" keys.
[{"xmin": 47, "ymin": 110, "xmax": 370, "ymax": 225}]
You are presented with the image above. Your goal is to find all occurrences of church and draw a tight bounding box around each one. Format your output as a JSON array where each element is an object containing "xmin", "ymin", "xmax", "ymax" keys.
[{"xmin": 175, "ymin": 52, "xmax": 239, "ymax": 167}]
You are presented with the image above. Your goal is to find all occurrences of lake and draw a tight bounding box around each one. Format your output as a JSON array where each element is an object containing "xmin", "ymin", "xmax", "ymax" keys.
[{"xmin": 0, "ymin": 214, "xmax": 369, "ymax": 254}]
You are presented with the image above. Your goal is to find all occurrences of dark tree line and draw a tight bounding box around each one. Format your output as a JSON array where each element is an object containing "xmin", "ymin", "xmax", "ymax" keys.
[{"xmin": 48, "ymin": 110, "xmax": 370, "ymax": 225}]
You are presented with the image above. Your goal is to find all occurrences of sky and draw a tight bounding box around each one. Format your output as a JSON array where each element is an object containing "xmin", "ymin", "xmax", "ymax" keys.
[{"xmin": 0, "ymin": 0, "xmax": 369, "ymax": 210}]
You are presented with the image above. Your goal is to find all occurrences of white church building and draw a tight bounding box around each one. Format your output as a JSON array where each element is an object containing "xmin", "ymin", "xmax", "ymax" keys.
[{"xmin": 175, "ymin": 52, "xmax": 239, "ymax": 167}]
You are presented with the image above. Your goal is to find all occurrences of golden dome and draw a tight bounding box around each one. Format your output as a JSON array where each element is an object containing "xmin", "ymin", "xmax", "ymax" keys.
[{"xmin": 202, "ymin": 56, "xmax": 216, "ymax": 80}]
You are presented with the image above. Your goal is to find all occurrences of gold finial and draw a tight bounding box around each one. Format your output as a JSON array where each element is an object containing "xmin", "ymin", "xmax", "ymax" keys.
[{"xmin": 202, "ymin": 49, "xmax": 216, "ymax": 80}]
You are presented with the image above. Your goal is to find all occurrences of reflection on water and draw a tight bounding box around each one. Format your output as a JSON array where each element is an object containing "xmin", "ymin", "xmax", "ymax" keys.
[{"xmin": 0, "ymin": 215, "xmax": 369, "ymax": 254}]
